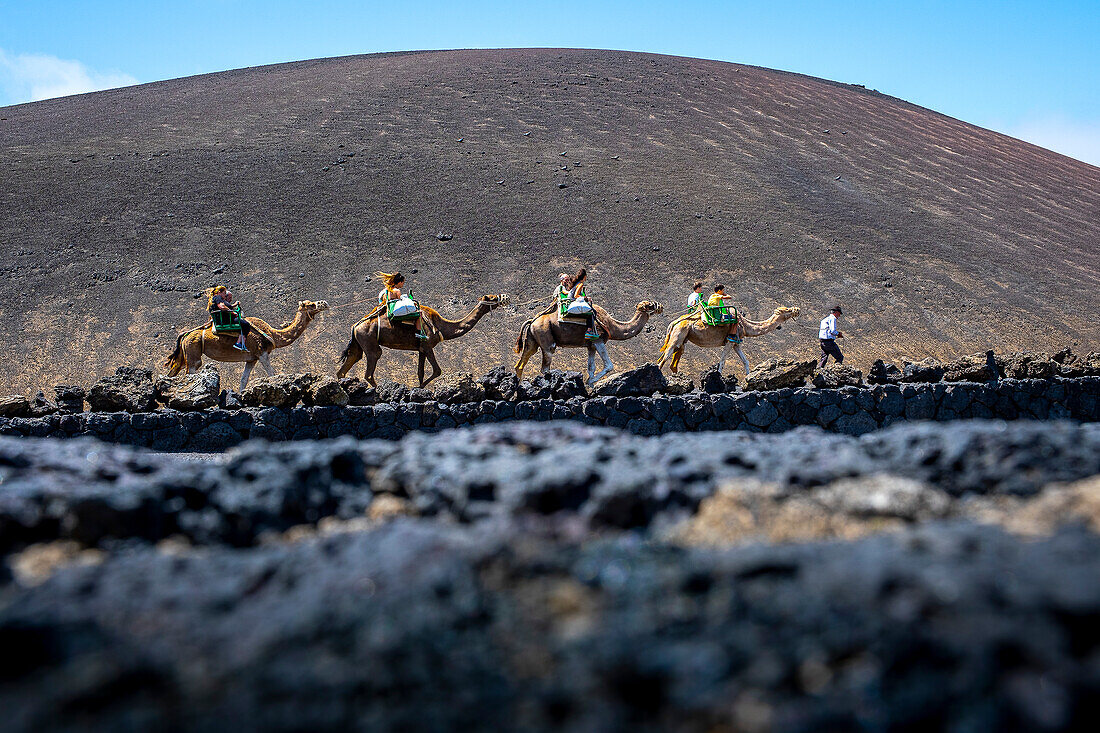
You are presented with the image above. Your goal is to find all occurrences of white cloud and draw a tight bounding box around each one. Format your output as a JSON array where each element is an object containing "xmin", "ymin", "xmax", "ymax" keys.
[
  {"xmin": 0, "ymin": 48, "xmax": 139, "ymax": 105},
  {"xmin": 1004, "ymin": 115, "xmax": 1100, "ymax": 168}
]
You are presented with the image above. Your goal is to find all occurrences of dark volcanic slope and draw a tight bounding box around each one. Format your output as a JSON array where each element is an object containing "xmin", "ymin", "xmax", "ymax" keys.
[{"xmin": 2, "ymin": 49, "xmax": 1098, "ymax": 390}]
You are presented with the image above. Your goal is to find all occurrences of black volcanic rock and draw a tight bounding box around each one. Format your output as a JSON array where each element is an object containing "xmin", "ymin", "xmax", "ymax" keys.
[
  {"xmin": 53, "ymin": 385, "xmax": 85, "ymax": 414},
  {"xmin": 86, "ymin": 366, "xmax": 157, "ymax": 412},
  {"xmin": 2, "ymin": 521, "xmax": 1100, "ymax": 732},
  {"xmin": 594, "ymin": 364, "xmax": 668, "ymax": 397},
  {"xmin": 154, "ymin": 365, "xmax": 220, "ymax": 411},
  {"xmin": 521, "ymin": 370, "xmax": 587, "ymax": 401},
  {"xmin": 867, "ymin": 359, "xmax": 901, "ymax": 385}
]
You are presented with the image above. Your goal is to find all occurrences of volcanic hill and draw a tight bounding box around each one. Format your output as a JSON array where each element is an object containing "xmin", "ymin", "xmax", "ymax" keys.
[{"xmin": 1, "ymin": 48, "xmax": 1098, "ymax": 391}]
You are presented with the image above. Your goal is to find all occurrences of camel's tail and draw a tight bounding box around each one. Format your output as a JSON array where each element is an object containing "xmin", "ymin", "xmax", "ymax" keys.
[
  {"xmin": 165, "ymin": 331, "xmax": 191, "ymax": 375},
  {"xmin": 339, "ymin": 335, "xmax": 357, "ymax": 364},
  {"xmin": 514, "ymin": 319, "xmax": 534, "ymax": 354},
  {"xmin": 658, "ymin": 319, "xmax": 680, "ymax": 353}
]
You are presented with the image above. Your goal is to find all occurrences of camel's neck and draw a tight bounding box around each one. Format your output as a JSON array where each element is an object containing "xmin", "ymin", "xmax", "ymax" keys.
[
  {"xmin": 434, "ymin": 302, "xmax": 493, "ymax": 340},
  {"xmin": 740, "ymin": 311, "xmax": 786, "ymax": 337},
  {"xmin": 605, "ymin": 309, "xmax": 652, "ymax": 341},
  {"xmin": 270, "ymin": 309, "xmax": 316, "ymax": 347}
]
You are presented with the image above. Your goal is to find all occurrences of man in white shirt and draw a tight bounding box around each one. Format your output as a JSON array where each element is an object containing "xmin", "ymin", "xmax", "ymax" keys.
[{"xmin": 818, "ymin": 306, "xmax": 844, "ymax": 368}]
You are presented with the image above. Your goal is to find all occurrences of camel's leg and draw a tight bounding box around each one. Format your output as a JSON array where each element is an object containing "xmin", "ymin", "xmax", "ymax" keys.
[
  {"xmin": 717, "ymin": 342, "xmax": 732, "ymax": 374},
  {"xmin": 514, "ymin": 347, "xmax": 538, "ymax": 380},
  {"xmin": 422, "ymin": 349, "xmax": 442, "ymax": 388},
  {"xmin": 670, "ymin": 346, "xmax": 685, "ymax": 373},
  {"xmin": 240, "ymin": 360, "xmax": 255, "ymax": 391},
  {"xmin": 259, "ymin": 352, "xmax": 274, "ymax": 376},
  {"xmin": 336, "ymin": 335, "xmax": 364, "ymax": 379},
  {"xmin": 183, "ymin": 338, "xmax": 204, "ymax": 375},
  {"xmin": 417, "ymin": 352, "xmax": 427, "ymax": 387},
  {"xmin": 659, "ymin": 325, "xmax": 691, "ymax": 373},
  {"xmin": 587, "ymin": 348, "xmax": 597, "ymax": 385},
  {"xmin": 592, "ymin": 342, "xmax": 614, "ymax": 383},
  {"xmin": 363, "ymin": 341, "xmax": 383, "ymax": 388},
  {"xmin": 733, "ymin": 343, "xmax": 751, "ymax": 376}
]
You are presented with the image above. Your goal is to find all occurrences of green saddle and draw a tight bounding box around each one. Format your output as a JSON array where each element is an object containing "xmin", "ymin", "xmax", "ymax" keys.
[
  {"xmin": 558, "ymin": 292, "xmax": 571, "ymax": 318},
  {"xmin": 700, "ymin": 303, "xmax": 738, "ymax": 328},
  {"xmin": 212, "ymin": 306, "xmax": 243, "ymax": 334},
  {"xmin": 386, "ymin": 293, "xmax": 421, "ymax": 323}
]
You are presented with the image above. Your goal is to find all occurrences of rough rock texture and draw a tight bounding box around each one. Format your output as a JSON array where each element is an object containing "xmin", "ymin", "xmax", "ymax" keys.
[
  {"xmin": 521, "ymin": 370, "xmax": 588, "ymax": 401},
  {"xmin": 2, "ymin": 376, "xmax": 1099, "ymax": 448},
  {"xmin": 745, "ymin": 359, "xmax": 816, "ymax": 391},
  {"xmin": 219, "ymin": 390, "xmax": 243, "ymax": 410},
  {"xmin": 240, "ymin": 373, "xmax": 312, "ymax": 408},
  {"xmin": 3, "ymin": 521, "xmax": 1100, "ymax": 732},
  {"xmin": 481, "ymin": 366, "xmax": 520, "ymax": 402},
  {"xmin": 593, "ymin": 364, "xmax": 668, "ymax": 397},
  {"xmin": 0, "ymin": 395, "xmax": 31, "ymax": 418},
  {"xmin": 302, "ymin": 375, "xmax": 350, "ymax": 407},
  {"xmin": 375, "ymin": 380, "xmax": 409, "ymax": 404},
  {"xmin": 662, "ymin": 374, "xmax": 695, "ymax": 395},
  {"xmin": 1059, "ymin": 351, "xmax": 1100, "ymax": 378},
  {"xmin": 942, "ymin": 351, "xmax": 998, "ymax": 382},
  {"xmin": 811, "ymin": 364, "xmax": 864, "ymax": 389},
  {"xmin": 154, "ymin": 365, "xmax": 220, "ymax": 411},
  {"xmin": 998, "ymin": 351, "xmax": 1057, "ymax": 380},
  {"xmin": 4, "ymin": 420, "xmax": 1100, "ymax": 553},
  {"xmin": 25, "ymin": 392, "xmax": 57, "ymax": 417},
  {"xmin": 699, "ymin": 366, "xmax": 738, "ymax": 394},
  {"xmin": 867, "ymin": 359, "xmax": 901, "ymax": 385},
  {"xmin": 900, "ymin": 358, "xmax": 945, "ymax": 383},
  {"xmin": 52, "ymin": 385, "xmax": 85, "ymax": 414},
  {"xmin": 86, "ymin": 366, "xmax": 157, "ymax": 412},
  {"xmin": 432, "ymin": 372, "xmax": 487, "ymax": 405},
  {"xmin": 341, "ymin": 378, "xmax": 379, "ymax": 406}
]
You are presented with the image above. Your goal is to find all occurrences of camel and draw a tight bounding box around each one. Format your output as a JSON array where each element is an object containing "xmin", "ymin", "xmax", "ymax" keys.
[
  {"xmin": 657, "ymin": 306, "xmax": 801, "ymax": 376},
  {"xmin": 336, "ymin": 294, "xmax": 510, "ymax": 387},
  {"xmin": 165, "ymin": 300, "xmax": 330, "ymax": 390},
  {"xmin": 513, "ymin": 301, "xmax": 664, "ymax": 385}
]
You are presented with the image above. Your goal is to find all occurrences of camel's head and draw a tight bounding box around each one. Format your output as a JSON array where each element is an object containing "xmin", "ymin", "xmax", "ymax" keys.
[
  {"xmin": 481, "ymin": 294, "xmax": 510, "ymax": 308},
  {"xmin": 637, "ymin": 300, "xmax": 664, "ymax": 315},
  {"xmin": 774, "ymin": 306, "xmax": 800, "ymax": 320},
  {"xmin": 299, "ymin": 300, "xmax": 330, "ymax": 315}
]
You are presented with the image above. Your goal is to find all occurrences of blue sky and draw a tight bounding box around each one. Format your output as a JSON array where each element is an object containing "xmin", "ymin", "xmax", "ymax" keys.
[{"xmin": 2, "ymin": 0, "xmax": 1098, "ymax": 165}]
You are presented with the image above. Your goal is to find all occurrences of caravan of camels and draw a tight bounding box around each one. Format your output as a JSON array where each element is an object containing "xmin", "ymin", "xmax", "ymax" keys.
[{"xmin": 166, "ymin": 270, "xmax": 802, "ymax": 390}]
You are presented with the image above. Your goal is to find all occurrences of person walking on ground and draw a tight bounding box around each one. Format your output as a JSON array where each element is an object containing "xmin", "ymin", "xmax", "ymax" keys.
[{"xmin": 818, "ymin": 306, "xmax": 844, "ymax": 368}]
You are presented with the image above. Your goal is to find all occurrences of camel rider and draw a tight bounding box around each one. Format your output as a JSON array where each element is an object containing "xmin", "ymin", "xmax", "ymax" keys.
[
  {"xmin": 207, "ymin": 285, "xmax": 253, "ymax": 351},
  {"xmin": 707, "ymin": 284, "xmax": 741, "ymax": 344},
  {"xmin": 687, "ymin": 281, "xmax": 704, "ymax": 313},
  {"xmin": 555, "ymin": 273, "xmax": 570, "ymax": 301},
  {"xmin": 376, "ymin": 271, "xmax": 434, "ymax": 340},
  {"xmin": 568, "ymin": 267, "xmax": 604, "ymax": 341}
]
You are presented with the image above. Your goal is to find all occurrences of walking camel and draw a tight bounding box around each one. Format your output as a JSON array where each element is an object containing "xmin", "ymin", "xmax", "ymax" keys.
[
  {"xmin": 514, "ymin": 301, "xmax": 664, "ymax": 385},
  {"xmin": 165, "ymin": 300, "xmax": 330, "ymax": 390},
  {"xmin": 657, "ymin": 306, "xmax": 801, "ymax": 376},
  {"xmin": 337, "ymin": 294, "xmax": 510, "ymax": 387}
]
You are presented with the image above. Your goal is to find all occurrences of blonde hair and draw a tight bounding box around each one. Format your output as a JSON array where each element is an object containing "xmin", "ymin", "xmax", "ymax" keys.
[
  {"xmin": 376, "ymin": 271, "xmax": 404, "ymax": 291},
  {"xmin": 205, "ymin": 285, "xmax": 228, "ymax": 310}
]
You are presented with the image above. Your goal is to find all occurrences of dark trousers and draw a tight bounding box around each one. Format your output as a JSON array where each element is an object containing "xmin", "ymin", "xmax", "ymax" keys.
[{"xmin": 819, "ymin": 338, "xmax": 844, "ymax": 368}]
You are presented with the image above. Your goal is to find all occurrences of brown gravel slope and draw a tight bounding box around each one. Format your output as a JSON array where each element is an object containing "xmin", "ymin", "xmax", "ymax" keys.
[{"xmin": 1, "ymin": 48, "xmax": 1098, "ymax": 391}]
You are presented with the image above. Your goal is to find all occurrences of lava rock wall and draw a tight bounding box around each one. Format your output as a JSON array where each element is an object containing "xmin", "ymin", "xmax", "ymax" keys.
[{"xmin": 0, "ymin": 377, "xmax": 1097, "ymax": 451}]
